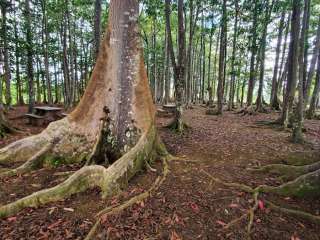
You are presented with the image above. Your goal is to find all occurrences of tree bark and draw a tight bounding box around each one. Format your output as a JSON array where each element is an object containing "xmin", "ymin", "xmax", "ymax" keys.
[
  {"xmin": 270, "ymin": 10, "xmax": 285, "ymax": 110},
  {"xmin": 25, "ymin": 0, "xmax": 35, "ymax": 113},
  {"xmin": 305, "ymin": 16, "xmax": 320, "ymax": 104},
  {"xmin": 93, "ymin": 0, "xmax": 102, "ymax": 62},
  {"xmin": 165, "ymin": 0, "xmax": 186, "ymax": 132},
  {"xmin": 228, "ymin": 0, "xmax": 239, "ymax": 111},
  {"xmin": 281, "ymin": 0, "xmax": 301, "ymax": 126},
  {"xmin": 217, "ymin": 0, "xmax": 227, "ymax": 114},
  {"xmin": 1, "ymin": 3, "xmax": 11, "ymax": 107},
  {"xmin": 306, "ymin": 50, "xmax": 320, "ymax": 119},
  {"xmin": 246, "ymin": 1, "xmax": 259, "ymax": 106}
]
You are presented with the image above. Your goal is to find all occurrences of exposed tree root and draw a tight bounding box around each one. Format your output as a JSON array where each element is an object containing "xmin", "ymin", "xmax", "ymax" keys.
[
  {"xmin": 248, "ymin": 161, "xmax": 320, "ymax": 181},
  {"xmin": 265, "ymin": 200, "xmax": 320, "ymax": 224},
  {"xmin": 0, "ymin": 142, "xmax": 53, "ymax": 178},
  {"xmin": 0, "ymin": 118, "xmax": 93, "ymax": 167},
  {"xmin": 85, "ymin": 154, "xmax": 171, "ymax": 240},
  {"xmin": 235, "ymin": 106, "xmax": 257, "ymax": 116},
  {"xmin": 201, "ymin": 169, "xmax": 320, "ymax": 238},
  {"xmin": 0, "ymin": 125, "xmax": 158, "ymax": 219}
]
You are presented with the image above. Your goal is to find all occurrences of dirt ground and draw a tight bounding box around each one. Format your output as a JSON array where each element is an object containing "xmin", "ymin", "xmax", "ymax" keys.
[{"xmin": 0, "ymin": 105, "xmax": 319, "ymax": 240}]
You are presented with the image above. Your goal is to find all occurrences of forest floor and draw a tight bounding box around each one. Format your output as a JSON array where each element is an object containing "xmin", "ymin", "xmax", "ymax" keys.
[{"xmin": 0, "ymin": 105, "xmax": 320, "ymax": 240}]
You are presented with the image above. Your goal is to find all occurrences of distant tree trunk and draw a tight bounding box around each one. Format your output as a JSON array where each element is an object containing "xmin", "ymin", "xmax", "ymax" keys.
[
  {"xmin": 277, "ymin": 13, "xmax": 291, "ymax": 98},
  {"xmin": 212, "ymin": 29, "xmax": 220, "ymax": 103},
  {"xmin": 93, "ymin": 0, "xmax": 102, "ymax": 62},
  {"xmin": 270, "ymin": 10, "xmax": 285, "ymax": 110},
  {"xmin": 1, "ymin": 3, "xmax": 11, "ymax": 107},
  {"xmin": 164, "ymin": 28, "xmax": 170, "ymax": 104},
  {"xmin": 165, "ymin": 0, "xmax": 186, "ymax": 132},
  {"xmin": 281, "ymin": 0, "xmax": 301, "ymax": 127},
  {"xmin": 247, "ymin": 1, "xmax": 258, "ymax": 106},
  {"xmin": 302, "ymin": 0, "xmax": 311, "ymax": 100},
  {"xmin": 14, "ymin": 10, "xmax": 24, "ymax": 105},
  {"xmin": 152, "ymin": 17, "xmax": 157, "ymax": 102},
  {"xmin": 216, "ymin": 0, "xmax": 227, "ymax": 114},
  {"xmin": 207, "ymin": 19, "xmax": 215, "ymax": 106},
  {"xmin": 305, "ymin": 16, "xmax": 320, "ymax": 104},
  {"xmin": 41, "ymin": 0, "xmax": 52, "ymax": 104},
  {"xmin": 25, "ymin": 0, "xmax": 35, "ymax": 113},
  {"xmin": 256, "ymin": 0, "xmax": 273, "ymax": 112},
  {"xmin": 292, "ymin": 0, "xmax": 306, "ymax": 143},
  {"xmin": 228, "ymin": 0, "xmax": 239, "ymax": 111},
  {"xmin": 306, "ymin": 53, "xmax": 320, "ymax": 119}
]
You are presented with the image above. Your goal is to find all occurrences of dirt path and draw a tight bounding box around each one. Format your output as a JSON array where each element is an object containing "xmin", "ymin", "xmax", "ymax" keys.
[{"xmin": 0, "ymin": 106, "xmax": 320, "ymax": 239}]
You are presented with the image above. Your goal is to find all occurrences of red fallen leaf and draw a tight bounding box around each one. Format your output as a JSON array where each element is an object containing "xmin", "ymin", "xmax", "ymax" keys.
[
  {"xmin": 7, "ymin": 216, "xmax": 17, "ymax": 222},
  {"xmin": 229, "ymin": 203, "xmax": 239, "ymax": 208},
  {"xmin": 47, "ymin": 219, "xmax": 63, "ymax": 230},
  {"xmin": 258, "ymin": 200, "xmax": 264, "ymax": 210},
  {"xmin": 190, "ymin": 202, "xmax": 199, "ymax": 213},
  {"xmin": 216, "ymin": 220, "xmax": 227, "ymax": 227},
  {"xmin": 170, "ymin": 230, "xmax": 182, "ymax": 240}
]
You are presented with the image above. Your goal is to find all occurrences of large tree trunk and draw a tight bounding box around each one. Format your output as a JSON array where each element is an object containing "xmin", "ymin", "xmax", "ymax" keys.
[{"xmin": 0, "ymin": 0, "xmax": 164, "ymax": 219}]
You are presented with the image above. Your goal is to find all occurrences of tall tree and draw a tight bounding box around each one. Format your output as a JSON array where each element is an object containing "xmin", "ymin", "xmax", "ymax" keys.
[
  {"xmin": 280, "ymin": 0, "xmax": 301, "ymax": 126},
  {"xmin": 1, "ymin": 1, "xmax": 11, "ymax": 107},
  {"xmin": 246, "ymin": 0, "xmax": 259, "ymax": 106},
  {"xmin": 25, "ymin": 0, "xmax": 35, "ymax": 113},
  {"xmin": 216, "ymin": 0, "xmax": 227, "ymax": 114},
  {"xmin": 93, "ymin": 0, "xmax": 102, "ymax": 61},
  {"xmin": 270, "ymin": 9, "xmax": 286, "ymax": 110},
  {"xmin": 165, "ymin": 0, "xmax": 186, "ymax": 131}
]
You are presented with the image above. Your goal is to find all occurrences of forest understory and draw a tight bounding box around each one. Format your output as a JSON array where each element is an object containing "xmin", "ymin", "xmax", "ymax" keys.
[{"xmin": 0, "ymin": 105, "xmax": 319, "ymax": 240}]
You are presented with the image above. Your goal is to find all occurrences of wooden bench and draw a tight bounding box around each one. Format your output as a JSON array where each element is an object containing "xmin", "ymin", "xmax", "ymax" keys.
[
  {"xmin": 25, "ymin": 114, "xmax": 44, "ymax": 126},
  {"xmin": 162, "ymin": 104, "xmax": 176, "ymax": 113}
]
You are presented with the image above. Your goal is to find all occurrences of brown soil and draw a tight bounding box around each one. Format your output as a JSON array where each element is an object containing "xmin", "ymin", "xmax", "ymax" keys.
[{"xmin": 0, "ymin": 105, "xmax": 319, "ymax": 240}]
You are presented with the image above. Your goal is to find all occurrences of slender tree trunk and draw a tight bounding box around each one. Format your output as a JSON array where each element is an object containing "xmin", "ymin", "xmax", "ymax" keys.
[
  {"xmin": 1, "ymin": 4, "xmax": 11, "ymax": 107},
  {"xmin": 165, "ymin": 0, "xmax": 186, "ymax": 132},
  {"xmin": 247, "ymin": 1, "xmax": 258, "ymax": 106},
  {"xmin": 217, "ymin": 0, "xmax": 227, "ymax": 114},
  {"xmin": 228, "ymin": 0, "xmax": 239, "ymax": 111},
  {"xmin": 281, "ymin": 0, "xmax": 301, "ymax": 127},
  {"xmin": 270, "ymin": 10, "xmax": 285, "ymax": 110},
  {"xmin": 25, "ymin": 0, "xmax": 35, "ymax": 113},
  {"xmin": 306, "ymin": 53, "xmax": 320, "ymax": 119},
  {"xmin": 41, "ymin": 0, "xmax": 52, "ymax": 104},
  {"xmin": 305, "ymin": 16, "xmax": 320, "ymax": 104},
  {"xmin": 207, "ymin": 19, "xmax": 215, "ymax": 106},
  {"xmin": 302, "ymin": 0, "xmax": 311, "ymax": 100},
  {"xmin": 256, "ymin": 1, "xmax": 274, "ymax": 112}
]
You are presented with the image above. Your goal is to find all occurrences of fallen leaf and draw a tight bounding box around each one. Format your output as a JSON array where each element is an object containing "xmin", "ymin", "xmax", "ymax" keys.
[
  {"xmin": 190, "ymin": 202, "xmax": 199, "ymax": 213},
  {"xmin": 170, "ymin": 230, "xmax": 182, "ymax": 240},
  {"xmin": 7, "ymin": 216, "xmax": 17, "ymax": 222},
  {"xmin": 229, "ymin": 203, "xmax": 239, "ymax": 208},
  {"xmin": 258, "ymin": 200, "xmax": 264, "ymax": 210},
  {"xmin": 216, "ymin": 220, "xmax": 227, "ymax": 227},
  {"xmin": 63, "ymin": 207, "xmax": 74, "ymax": 212}
]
